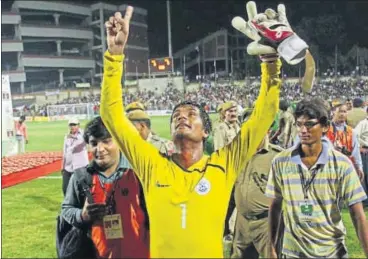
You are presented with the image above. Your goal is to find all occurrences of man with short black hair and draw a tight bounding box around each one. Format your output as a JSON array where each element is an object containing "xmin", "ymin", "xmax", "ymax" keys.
[
  {"xmin": 100, "ymin": 6, "xmax": 281, "ymax": 257},
  {"xmin": 61, "ymin": 116, "xmax": 149, "ymax": 258},
  {"xmin": 267, "ymin": 98, "xmax": 368, "ymax": 258}
]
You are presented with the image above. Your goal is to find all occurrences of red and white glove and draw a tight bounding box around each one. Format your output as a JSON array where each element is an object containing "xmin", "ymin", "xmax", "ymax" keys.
[
  {"xmin": 232, "ymin": 2, "xmax": 308, "ymax": 65},
  {"xmin": 231, "ymin": 2, "xmax": 279, "ymax": 63},
  {"xmin": 249, "ymin": 4, "xmax": 308, "ymax": 65}
]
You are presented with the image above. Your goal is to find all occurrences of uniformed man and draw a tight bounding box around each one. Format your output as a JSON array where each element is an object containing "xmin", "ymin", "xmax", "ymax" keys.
[
  {"xmin": 213, "ymin": 101, "xmax": 240, "ymax": 255},
  {"xmin": 213, "ymin": 101, "xmax": 240, "ymax": 151},
  {"xmin": 347, "ymin": 98, "xmax": 366, "ymax": 128},
  {"xmin": 125, "ymin": 101, "xmax": 145, "ymax": 113},
  {"xmin": 270, "ymin": 100, "xmax": 296, "ymax": 148},
  {"xmin": 232, "ymin": 132, "xmax": 284, "ymax": 259},
  {"xmin": 213, "ymin": 103, "xmax": 225, "ymax": 125},
  {"xmin": 127, "ymin": 109, "xmax": 175, "ymax": 156}
]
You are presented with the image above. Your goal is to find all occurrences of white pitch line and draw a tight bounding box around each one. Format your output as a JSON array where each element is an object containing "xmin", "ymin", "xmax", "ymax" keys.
[{"xmin": 38, "ymin": 176, "xmax": 62, "ymax": 179}]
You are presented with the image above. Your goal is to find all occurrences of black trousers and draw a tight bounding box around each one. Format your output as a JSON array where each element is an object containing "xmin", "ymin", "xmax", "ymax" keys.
[{"xmin": 62, "ymin": 170, "xmax": 73, "ymax": 196}]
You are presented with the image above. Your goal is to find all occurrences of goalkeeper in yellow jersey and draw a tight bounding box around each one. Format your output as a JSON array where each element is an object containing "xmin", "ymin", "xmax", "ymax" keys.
[{"xmin": 98, "ymin": 2, "xmax": 310, "ymax": 257}]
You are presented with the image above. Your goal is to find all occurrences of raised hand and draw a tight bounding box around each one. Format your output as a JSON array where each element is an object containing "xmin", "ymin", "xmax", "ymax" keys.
[
  {"xmin": 231, "ymin": 1, "xmax": 277, "ymax": 60},
  {"xmin": 249, "ymin": 3, "xmax": 309, "ymax": 65},
  {"xmin": 105, "ymin": 6, "xmax": 134, "ymax": 55}
]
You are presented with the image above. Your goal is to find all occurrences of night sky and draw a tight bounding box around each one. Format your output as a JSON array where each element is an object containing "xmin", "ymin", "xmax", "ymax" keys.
[
  {"xmin": 126, "ymin": 0, "xmax": 368, "ymax": 57},
  {"xmin": 3, "ymin": 0, "xmax": 368, "ymax": 58}
]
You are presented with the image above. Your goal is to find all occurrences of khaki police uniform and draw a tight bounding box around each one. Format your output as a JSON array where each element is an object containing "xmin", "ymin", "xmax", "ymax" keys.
[
  {"xmin": 347, "ymin": 108, "xmax": 366, "ymax": 128},
  {"xmin": 232, "ymin": 137, "xmax": 284, "ymax": 259},
  {"xmin": 213, "ymin": 121, "xmax": 240, "ymax": 151},
  {"xmin": 213, "ymin": 102, "xmax": 241, "ymax": 151},
  {"xmin": 212, "ymin": 101, "xmax": 240, "ymax": 255},
  {"xmin": 212, "ymin": 103, "xmax": 225, "ymax": 127},
  {"xmin": 127, "ymin": 108, "xmax": 175, "ymax": 156},
  {"xmin": 147, "ymin": 132, "xmax": 175, "ymax": 156},
  {"xmin": 278, "ymin": 109, "xmax": 296, "ymax": 148}
]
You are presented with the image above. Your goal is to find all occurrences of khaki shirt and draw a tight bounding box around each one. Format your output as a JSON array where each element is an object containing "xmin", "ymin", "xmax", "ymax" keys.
[
  {"xmin": 213, "ymin": 121, "xmax": 240, "ymax": 151},
  {"xmin": 278, "ymin": 110, "xmax": 296, "ymax": 148},
  {"xmin": 147, "ymin": 132, "xmax": 175, "ymax": 156},
  {"xmin": 347, "ymin": 108, "xmax": 367, "ymax": 128},
  {"xmin": 235, "ymin": 139, "xmax": 283, "ymax": 217}
]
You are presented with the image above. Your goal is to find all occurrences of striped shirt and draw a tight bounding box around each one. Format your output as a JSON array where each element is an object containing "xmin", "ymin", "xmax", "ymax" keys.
[{"xmin": 266, "ymin": 141, "xmax": 367, "ymax": 258}]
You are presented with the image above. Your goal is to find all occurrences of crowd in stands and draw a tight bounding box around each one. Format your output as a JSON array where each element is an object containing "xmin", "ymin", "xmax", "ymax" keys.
[{"xmin": 13, "ymin": 78, "xmax": 368, "ymax": 117}]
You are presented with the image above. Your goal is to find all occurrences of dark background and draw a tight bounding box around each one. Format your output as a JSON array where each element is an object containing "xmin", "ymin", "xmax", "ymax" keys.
[
  {"xmin": 2, "ymin": 0, "xmax": 368, "ymax": 56},
  {"xmin": 3, "ymin": 0, "xmax": 368, "ymax": 74}
]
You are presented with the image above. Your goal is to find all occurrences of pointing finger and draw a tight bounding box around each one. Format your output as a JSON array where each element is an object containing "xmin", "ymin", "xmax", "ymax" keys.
[
  {"xmin": 246, "ymin": 1, "xmax": 258, "ymax": 21},
  {"xmin": 124, "ymin": 6, "xmax": 134, "ymax": 23}
]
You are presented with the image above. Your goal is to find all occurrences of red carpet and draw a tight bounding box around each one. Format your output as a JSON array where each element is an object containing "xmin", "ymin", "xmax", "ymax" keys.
[{"xmin": 2, "ymin": 159, "xmax": 62, "ymax": 189}]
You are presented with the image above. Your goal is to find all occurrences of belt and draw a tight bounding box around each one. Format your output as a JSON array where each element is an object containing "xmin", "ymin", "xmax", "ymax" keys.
[{"xmin": 244, "ymin": 211, "xmax": 269, "ymax": 221}]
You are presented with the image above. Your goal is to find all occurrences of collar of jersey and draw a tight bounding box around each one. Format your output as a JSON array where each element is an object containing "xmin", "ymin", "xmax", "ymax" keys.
[
  {"xmin": 290, "ymin": 141, "xmax": 329, "ymax": 167},
  {"xmin": 172, "ymin": 155, "xmax": 210, "ymax": 173}
]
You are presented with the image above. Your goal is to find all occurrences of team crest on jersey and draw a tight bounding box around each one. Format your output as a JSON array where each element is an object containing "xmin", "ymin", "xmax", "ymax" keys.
[{"xmin": 195, "ymin": 177, "xmax": 211, "ymax": 195}]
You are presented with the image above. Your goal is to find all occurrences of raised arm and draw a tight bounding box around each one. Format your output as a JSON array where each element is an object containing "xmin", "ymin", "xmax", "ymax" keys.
[
  {"xmin": 100, "ymin": 8, "xmax": 167, "ymax": 185},
  {"xmin": 213, "ymin": 60, "xmax": 281, "ymax": 182}
]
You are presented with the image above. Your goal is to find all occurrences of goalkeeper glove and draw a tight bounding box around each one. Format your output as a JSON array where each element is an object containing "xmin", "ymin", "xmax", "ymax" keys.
[
  {"xmin": 231, "ymin": 1, "xmax": 279, "ymax": 62},
  {"xmin": 249, "ymin": 3, "xmax": 308, "ymax": 65}
]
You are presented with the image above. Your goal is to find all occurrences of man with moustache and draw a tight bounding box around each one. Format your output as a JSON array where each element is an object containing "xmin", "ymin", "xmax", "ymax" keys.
[{"xmin": 213, "ymin": 101, "xmax": 240, "ymax": 151}]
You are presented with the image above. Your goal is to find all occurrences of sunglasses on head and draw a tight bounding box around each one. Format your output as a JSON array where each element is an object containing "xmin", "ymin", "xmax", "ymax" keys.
[{"xmin": 69, "ymin": 123, "xmax": 78, "ymax": 126}]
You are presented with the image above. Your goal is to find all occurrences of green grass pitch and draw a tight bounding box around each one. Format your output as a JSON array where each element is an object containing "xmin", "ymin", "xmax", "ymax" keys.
[{"xmin": 2, "ymin": 116, "xmax": 367, "ymax": 258}]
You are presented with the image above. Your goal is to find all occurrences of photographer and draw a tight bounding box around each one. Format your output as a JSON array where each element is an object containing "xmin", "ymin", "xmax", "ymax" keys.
[{"xmin": 326, "ymin": 103, "xmax": 364, "ymax": 181}]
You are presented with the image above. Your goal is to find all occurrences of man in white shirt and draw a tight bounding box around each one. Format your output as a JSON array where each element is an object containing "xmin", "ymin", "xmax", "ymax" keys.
[
  {"xmin": 61, "ymin": 118, "xmax": 89, "ymax": 196},
  {"xmin": 354, "ymin": 107, "xmax": 368, "ymax": 204}
]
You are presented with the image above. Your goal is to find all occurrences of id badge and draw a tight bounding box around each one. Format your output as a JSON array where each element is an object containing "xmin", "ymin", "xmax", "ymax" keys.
[
  {"xmin": 299, "ymin": 201, "xmax": 313, "ymax": 222},
  {"xmin": 103, "ymin": 214, "xmax": 124, "ymax": 239}
]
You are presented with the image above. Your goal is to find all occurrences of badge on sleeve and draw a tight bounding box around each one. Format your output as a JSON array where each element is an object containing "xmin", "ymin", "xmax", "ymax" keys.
[
  {"xmin": 195, "ymin": 177, "xmax": 211, "ymax": 195},
  {"xmin": 103, "ymin": 214, "xmax": 124, "ymax": 239}
]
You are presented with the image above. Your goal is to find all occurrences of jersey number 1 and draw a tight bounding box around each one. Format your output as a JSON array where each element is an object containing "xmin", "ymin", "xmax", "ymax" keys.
[{"xmin": 180, "ymin": 204, "xmax": 187, "ymax": 229}]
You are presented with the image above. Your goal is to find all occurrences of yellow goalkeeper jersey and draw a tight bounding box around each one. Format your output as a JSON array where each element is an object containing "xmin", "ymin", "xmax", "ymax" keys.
[{"xmin": 101, "ymin": 51, "xmax": 281, "ymax": 258}]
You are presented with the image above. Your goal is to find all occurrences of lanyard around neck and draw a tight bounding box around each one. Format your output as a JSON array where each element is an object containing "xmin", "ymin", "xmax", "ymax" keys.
[{"xmin": 297, "ymin": 164, "xmax": 322, "ymax": 200}]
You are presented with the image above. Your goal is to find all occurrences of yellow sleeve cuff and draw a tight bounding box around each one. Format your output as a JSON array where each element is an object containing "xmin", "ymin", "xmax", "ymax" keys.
[{"xmin": 261, "ymin": 59, "xmax": 282, "ymax": 78}]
